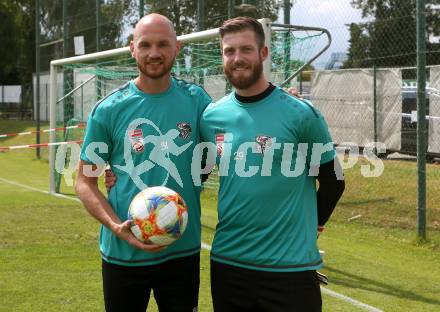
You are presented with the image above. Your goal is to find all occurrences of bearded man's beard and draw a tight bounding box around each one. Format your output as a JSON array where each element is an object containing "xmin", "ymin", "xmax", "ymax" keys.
[
  {"xmin": 137, "ymin": 57, "xmax": 175, "ymax": 79},
  {"xmin": 224, "ymin": 58, "xmax": 263, "ymax": 89}
]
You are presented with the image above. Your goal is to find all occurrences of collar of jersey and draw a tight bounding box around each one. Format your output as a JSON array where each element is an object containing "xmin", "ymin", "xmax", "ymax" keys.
[
  {"xmin": 231, "ymin": 86, "xmax": 278, "ymax": 108},
  {"xmin": 129, "ymin": 78, "xmax": 175, "ymax": 98}
]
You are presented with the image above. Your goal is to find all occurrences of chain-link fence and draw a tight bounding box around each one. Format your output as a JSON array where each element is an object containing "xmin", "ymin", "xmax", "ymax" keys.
[
  {"xmin": 289, "ymin": 66, "xmax": 439, "ymax": 236},
  {"xmin": 286, "ymin": 0, "xmax": 440, "ymax": 240}
]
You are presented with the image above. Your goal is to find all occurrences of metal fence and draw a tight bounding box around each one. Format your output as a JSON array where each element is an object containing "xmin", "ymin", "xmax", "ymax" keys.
[{"xmin": 286, "ymin": 0, "xmax": 440, "ymax": 239}]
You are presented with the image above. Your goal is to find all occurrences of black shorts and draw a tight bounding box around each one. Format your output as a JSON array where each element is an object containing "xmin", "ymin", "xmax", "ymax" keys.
[
  {"xmin": 211, "ymin": 260, "xmax": 322, "ymax": 312},
  {"xmin": 102, "ymin": 253, "xmax": 200, "ymax": 312}
]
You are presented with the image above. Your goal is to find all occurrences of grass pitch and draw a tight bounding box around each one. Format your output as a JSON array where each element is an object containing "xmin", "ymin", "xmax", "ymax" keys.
[{"xmin": 0, "ymin": 120, "xmax": 439, "ymax": 311}]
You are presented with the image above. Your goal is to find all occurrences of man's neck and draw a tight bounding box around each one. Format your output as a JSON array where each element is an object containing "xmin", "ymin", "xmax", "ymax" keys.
[
  {"xmin": 135, "ymin": 73, "xmax": 171, "ymax": 94},
  {"xmin": 235, "ymin": 76, "xmax": 269, "ymax": 97}
]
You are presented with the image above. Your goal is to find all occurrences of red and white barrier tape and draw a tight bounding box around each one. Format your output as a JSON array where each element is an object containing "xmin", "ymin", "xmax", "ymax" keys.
[
  {"xmin": 0, "ymin": 140, "xmax": 83, "ymax": 151},
  {"xmin": 0, "ymin": 124, "xmax": 85, "ymax": 138}
]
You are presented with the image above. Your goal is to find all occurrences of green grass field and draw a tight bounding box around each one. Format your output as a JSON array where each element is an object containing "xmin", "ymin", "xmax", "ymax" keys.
[{"xmin": 1, "ymin": 121, "xmax": 439, "ymax": 311}]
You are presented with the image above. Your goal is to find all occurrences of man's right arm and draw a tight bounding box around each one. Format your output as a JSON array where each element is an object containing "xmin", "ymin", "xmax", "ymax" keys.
[
  {"xmin": 76, "ymin": 161, "xmax": 120, "ymax": 229},
  {"xmin": 75, "ymin": 161, "xmax": 164, "ymax": 252}
]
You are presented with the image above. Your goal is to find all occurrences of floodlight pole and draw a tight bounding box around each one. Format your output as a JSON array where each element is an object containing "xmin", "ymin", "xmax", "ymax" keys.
[
  {"xmin": 35, "ymin": 0, "xmax": 41, "ymax": 159},
  {"xmin": 63, "ymin": 0, "xmax": 68, "ymax": 58},
  {"xmin": 225, "ymin": 0, "xmax": 235, "ymax": 94},
  {"xmin": 416, "ymin": 0, "xmax": 427, "ymax": 239},
  {"xmin": 197, "ymin": 0, "xmax": 205, "ymax": 86},
  {"xmin": 197, "ymin": 0, "xmax": 205, "ymax": 31},
  {"xmin": 96, "ymin": 0, "xmax": 102, "ymax": 100},
  {"xmin": 139, "ymin": 0, "xmax": 144, "ymax": 18},
  {"xmin": 228, "ymin": 0, "xmax": 235, "ymax": 18},
  {"xmin": 284, "ymin": 1, "xmax": 291, "ymax": 26},
  {"xmin": 96, "ymin": 0, "xmax": 101, "ymax": 52},
  {"xmin": 283, "ymin": 0, "xmax": 291, "ymax": 81},
  {"xmin": 62, "ymin": 0, "xmax": 70, "ymax": 125}
]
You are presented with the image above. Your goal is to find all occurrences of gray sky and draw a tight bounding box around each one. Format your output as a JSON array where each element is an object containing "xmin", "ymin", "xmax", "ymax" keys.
[{"xmin": 277, "ymin": 0, "xmax": 364, "ymax": 68}]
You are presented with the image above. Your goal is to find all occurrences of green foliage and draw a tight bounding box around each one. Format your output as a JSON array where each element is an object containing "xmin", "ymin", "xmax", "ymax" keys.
[
  {"xmin": 345, "ymin": 0, "xmax": 440, "ymax": 67},
  {"xmin": 147, "ymin": 0, "xmax": 279, "ymax": 35},
  {"xmin": 0, "ymin": 0, "xmax": 35, "ymax": 84},
  {"xmin": 0, "ymin": 0, "xmax": 131, "ymax": 84},
  {"xmin": 344, "ymin": 23, "xmax": 371, "ymax": 68},
  {"xmin": 38, "ymin": 0, "xmax": 131, "ymax": 70}
]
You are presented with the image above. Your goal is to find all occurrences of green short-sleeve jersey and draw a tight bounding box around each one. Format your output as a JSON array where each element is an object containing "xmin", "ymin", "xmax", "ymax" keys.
[
  {"xmin": 200, "ymin": 87, "xmax": 335, "ymax": 272},
  {"xmin": 80, "ymin": 78, "xmax": 211, "ymax": 266}
]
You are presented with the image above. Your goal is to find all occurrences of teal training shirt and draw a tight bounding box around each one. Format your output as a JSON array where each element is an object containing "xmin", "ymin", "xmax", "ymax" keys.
[
  {"xmin": 80, "ymin": 77, "xmax": 212, "ymax": 266},
  {"xmin": 200, "ymin": 87, "xmax": 336, "ymax": 272}
]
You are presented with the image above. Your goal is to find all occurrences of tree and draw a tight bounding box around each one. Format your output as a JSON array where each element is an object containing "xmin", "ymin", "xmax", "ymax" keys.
[
  {"xmin": 0, "ymin": 0, "xmax": 131, "ymax": 85},
  {"xmin": 344, "ymin": 23, "xmax": 371, "ymax": 68},
  {"xmin": 146, "ymin": 0, "xmax": 279, "ymax": 36},
  {"xmin": 38, "ymin": 0, "xmax": 131, "ymax": 70},
  {"xmin": 344, "ymin": 0, "xmax": 440, "ymax": 68},
  {"xmin": 0, "ymin": 0, "xmax": 35, "ymax": 85}
]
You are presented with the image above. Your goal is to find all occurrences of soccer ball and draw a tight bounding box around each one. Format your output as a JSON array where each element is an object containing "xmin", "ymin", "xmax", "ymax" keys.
[{"xmin": 128, "ymin": 186, "xmax": 188, "ymax": 246}]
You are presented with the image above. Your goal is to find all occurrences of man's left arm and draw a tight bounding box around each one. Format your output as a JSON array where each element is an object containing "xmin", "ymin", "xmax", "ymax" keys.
[
  {"xmin": 316, "ymin": 159, "xmax": 345, "ymax": 232},
  {"xmin": 301, "ymin": 105, "xmax": 345, "ymax": 233}
]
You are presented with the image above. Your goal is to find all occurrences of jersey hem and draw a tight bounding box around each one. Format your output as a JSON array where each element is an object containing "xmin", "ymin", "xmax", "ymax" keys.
[
  {"xmin": 101, "ymin": 246, "xmax": 201, "ymax": 267},
  {"xmin": 210, "ymin": 253, "xmax": 323, "ymax": 272}
]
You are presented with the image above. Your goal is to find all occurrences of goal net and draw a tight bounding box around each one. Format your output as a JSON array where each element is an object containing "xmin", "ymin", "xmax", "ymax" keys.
[{"xmin": 49, "ymin": 19, "xmax": 331, "ymax": 194}]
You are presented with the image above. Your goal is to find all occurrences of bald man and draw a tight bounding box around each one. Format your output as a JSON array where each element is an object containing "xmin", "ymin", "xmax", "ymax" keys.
[{"xmin": 75, "ymin": 14, "xmax": 212, "ymax": 312}]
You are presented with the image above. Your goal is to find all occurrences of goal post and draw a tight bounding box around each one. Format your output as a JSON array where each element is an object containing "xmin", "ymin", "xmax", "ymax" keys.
[{"xmin": 48, "ymin": 18, "xmax": 330, "ymax": 194}]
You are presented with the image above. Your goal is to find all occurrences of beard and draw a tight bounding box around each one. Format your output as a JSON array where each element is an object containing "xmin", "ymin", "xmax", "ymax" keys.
[
  {"xmin": 136, "ymin": 57, "xmax": 175, "ymax": 79},
  {"xmin": 223, "ymin": 58, "xmax": 263, "ymax": 90}
]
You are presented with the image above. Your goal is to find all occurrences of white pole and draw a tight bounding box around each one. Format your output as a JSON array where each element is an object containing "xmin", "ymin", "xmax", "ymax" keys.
[
  {"xmin": 49, "ymin": 64, "xmax": 57, "ymax": 194},
  {"xmin": 49, "ymin": 19, "xmax": 271, "ymax": 68},
  {"xmin": 50, "ymin": 27, "xmax": 222, "ymax": 68}
]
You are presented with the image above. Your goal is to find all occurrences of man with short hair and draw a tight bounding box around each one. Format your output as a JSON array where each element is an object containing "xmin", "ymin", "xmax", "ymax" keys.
[
  {"xmin": 75, "ymin": 14, "xmax": 211, "ymax": 312},
  {"xmin": 200, "ymin": 16, "xmax": 345, "ymax": 311}
]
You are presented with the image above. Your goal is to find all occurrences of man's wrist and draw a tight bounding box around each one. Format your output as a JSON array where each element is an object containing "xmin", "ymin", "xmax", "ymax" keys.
[{"xmin": 108, "ymin": 220, "xmax": 121, "ymax": 233}]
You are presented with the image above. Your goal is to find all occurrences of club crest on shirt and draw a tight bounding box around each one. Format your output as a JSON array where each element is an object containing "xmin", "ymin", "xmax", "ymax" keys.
[
  {"xmin": 255, "ymin": 135, "xmax": 273, "ymax": 154},
  {"xmin": 176, "ymin": 122, "xmax": 192, "ymax": 139},
  {"xmin": 129, "ymin": 128, "xmax": 145, "ymax": 153},
  {"xmin": 215, "ymin": 133, "xmax": 225, "ymax": 156}
]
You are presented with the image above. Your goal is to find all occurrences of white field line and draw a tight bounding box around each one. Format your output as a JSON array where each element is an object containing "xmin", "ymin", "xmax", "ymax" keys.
[
  {"xmin": 0, "ymin": 177, "xmax": 80, "ymax": 202},
  {"xmin": 320, "ymin": 288, "xmax": 384, "ymax": 312},
  {"xmin": 0, "ymin": 177, "xmax": 383, "ymax": 312}
]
